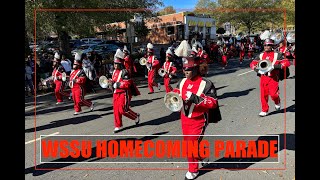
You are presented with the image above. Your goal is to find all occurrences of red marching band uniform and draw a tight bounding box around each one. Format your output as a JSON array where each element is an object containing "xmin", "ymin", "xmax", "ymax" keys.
[
  {"xmin": 112, "ymin": 49, "xmax": 140, "ymax": 133},
  {"xmin": 52, "ymin": 53, "xmax": 70, "ymax": 104},
  {"xmin": 239, "ymin": 42, "xmax": 245, "ymax": 64},
  {"xmin": 162, "ymin": 50, "xmax": 177, "ymax": 93},
  {"xmin": 219, "ymin": 44, "xmax": 228, "ymax": 68},
  {"xmin": 247, "ymin": 43, "xmax": 254, "ymax": 59},
  {"xmin": 69, "ymin": 54, "xmax": 94, "ymax": 115},
  {"xmin": 146, "ymin": 43, "xmax": 161, "ymax": 93},
  {"xmin": 172, "ymin": 57, "xmax": 222, "ymax": 178},
  {"xmin": 250, "ymin": 39, "xmax": 290, "ymax": 116},
  {"xmin": 123, "ymin": 45, "xmax": 137, "ymax": 76}
]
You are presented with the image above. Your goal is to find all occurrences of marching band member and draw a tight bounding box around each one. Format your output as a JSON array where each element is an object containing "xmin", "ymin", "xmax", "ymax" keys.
[
  {"xmin": 247, "ymin": 42, "xmax": 255, "ymax": 60},
  {"xmin": 170, "ymin": 40, "xmax": 222, "ymax": 179},
  {"xmin": 171, "ymin": 54, "xmax": 221, "ymax": 180},
  {"xmin": 52, "ymin": 52, "xmax": 71, "ymax": 104},
  {"xmin": 123, "ymin": 45, "xmax": 134, "ymax": 77},
  {"xmin": 146, "ymin": 43, "xmax": 161, "ymax": 94},
  {"xmin": 161, "ymin": 49, "xmax": 177, "ymax": 93},
  {"xmin": 69, "ymin": 53, "xmax": 94, "ymax": 115},
  {"xmin": 250, "ymin": 38, "xmax": 290, "ymax": 117},
  {"xmin": 112, "ymin": 49, "xmax": 140, "ymax": 133},
  {"xmin": 219, "ymin": 43, "xmax": 228, "ymax": 69},
  {"xmin": 239, "ymin": 41, "xmax": 246, "ymax": 64}
]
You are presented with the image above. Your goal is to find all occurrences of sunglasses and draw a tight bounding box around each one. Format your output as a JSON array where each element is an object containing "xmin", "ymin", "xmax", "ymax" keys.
[{"xmin": 183, "ymin": 67, "xmax": 194, "ymax": 71}]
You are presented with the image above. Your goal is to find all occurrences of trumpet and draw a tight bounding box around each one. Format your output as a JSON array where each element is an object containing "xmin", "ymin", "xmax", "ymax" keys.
[
  {"xmin": 164, "ymin": 92, "xmax": 183, "ymax": 112},
  {"xmin": 99, "ymin": 75, "xmax": 113, "ymax": 89},
  {"xmin": 256, "ymin": 59, "xmax": 273, "ymax": 74}
]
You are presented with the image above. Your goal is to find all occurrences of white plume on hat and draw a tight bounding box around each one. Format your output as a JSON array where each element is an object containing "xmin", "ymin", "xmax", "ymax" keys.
[
  {"xmin": 147, "ymin": 43, "xmax": 153, "ymax": 49},
  {"xmin": 75, "ymin": 52, "xmax": 81, "ymax": 60},
  {"xmin": 166, "ymin": 48, "xmax": 173, "ymax": 55},
  {"xmin": 174, "ymin": 40, "xmax": 192, "ymax": 57},
  {"xmin": 123, "ymin": 45, "xmax": 130, "ymax": 53},
  {"xmin": 114, "ymin": 48, "xmax": 125, "ymax": 59},
  {"xmin": 54, "ymin": 52, "xmax": 60, "ymax": 59}
]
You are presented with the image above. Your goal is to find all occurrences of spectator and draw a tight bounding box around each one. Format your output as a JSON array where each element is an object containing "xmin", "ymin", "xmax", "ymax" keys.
[
  {"xmin": 61, "ymin": 54, "xmax": 72, "ymax": 75},
  {"xmin": 25, "ymin": 61, "xmax": 34, "ymax": 96}
]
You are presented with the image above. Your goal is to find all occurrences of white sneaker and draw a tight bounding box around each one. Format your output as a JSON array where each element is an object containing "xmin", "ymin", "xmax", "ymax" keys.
[
  {"xmin": 275, "ymin": 103, "xmax": 281, "ymax": 110},
  {"xmin": 135, "ymin": 113, "xmax": 140, "ymax": 125},
  {"xmin": 90, "ymin": 102, "xmax": 95, "ymax": 111},
  {"xmin": 157, "ymin": 83, "xmax": 161, "ymax": 90},
  {"xmin": 74, "ymin": 111, "xmax": 81, "ymax": 115},
  {"xmin": 185, "ymin": 171, "xmax": 199, "ymax": 180},
  {"xmin": 114, "ymin": 127, "xmax": 121, "ymax": 133},
  {"xmin": 259, "ymin": 111, "xmax": 268, "ymax": 117}
]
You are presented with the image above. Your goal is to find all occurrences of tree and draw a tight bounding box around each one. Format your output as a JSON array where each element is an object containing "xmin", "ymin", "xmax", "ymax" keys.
[
  {"xmin": 133, "ymin": 21, "xmax": 150, "ymax": 37},
  {"xmin": 25, "ymin": 0, "xmax": 163, "ymax": 58},
  {"xmin": 214, "ymin": 0, "xmax": 281, "ymax": 34},
  {"xmin": 194, "ymin": 0, "xmax": 217, "ymax": 15},
  {"xmin": 157, "ymin": 6, "xmax": 176, "ymax": 16}
]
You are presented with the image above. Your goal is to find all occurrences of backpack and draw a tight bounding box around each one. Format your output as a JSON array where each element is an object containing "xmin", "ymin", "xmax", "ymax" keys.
[{"xmin": 279, "ymin": 66, "xmax": 290, "ymax": 81}]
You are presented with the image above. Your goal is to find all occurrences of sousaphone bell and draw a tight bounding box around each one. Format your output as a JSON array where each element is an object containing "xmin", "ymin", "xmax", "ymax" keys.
[
  {"xmin": 257, "ymin": 59, "xmax": 273, "ymax": 74},
  {"xmin": 164, "ymin": 92, "xmax": 183, "ymax": 112}
]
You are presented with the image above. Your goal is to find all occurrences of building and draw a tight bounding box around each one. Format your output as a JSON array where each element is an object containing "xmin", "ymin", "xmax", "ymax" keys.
[{"xmin": 95, "ymin": 12, "xmax": 216, "ymax": 44}]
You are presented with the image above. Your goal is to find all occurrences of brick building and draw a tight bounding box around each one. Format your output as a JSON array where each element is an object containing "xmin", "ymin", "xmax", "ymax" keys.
[{"xmin": 96, "ymin": 12, "xmax": 216, "ymax": 44}]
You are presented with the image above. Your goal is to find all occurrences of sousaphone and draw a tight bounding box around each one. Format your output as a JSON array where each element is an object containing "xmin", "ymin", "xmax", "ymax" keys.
[{"xmin": 257, "ymin": 59, "xmax": 273, "ymax": 74}]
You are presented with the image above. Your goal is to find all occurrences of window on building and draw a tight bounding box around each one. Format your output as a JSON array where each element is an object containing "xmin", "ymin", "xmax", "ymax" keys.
[{"xmin": 167, "ymin": 26, "xmax": 175, "ymax": 35}]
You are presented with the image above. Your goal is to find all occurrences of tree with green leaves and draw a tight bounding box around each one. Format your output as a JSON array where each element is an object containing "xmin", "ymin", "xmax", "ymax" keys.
[
  {"xmin": 157, "ymin": 6, "xmax": 176, "ymax": 16},
  {"xmin": 25, "ymin": 0, "xmax": 163, "ymax": 58},
  {"xmin": 194, "ymin": 0, "xmax": 217, "ymax": 15},
  {"xmin": 215, "ymin": 0, "xmax": 279, "ymax": 35}
]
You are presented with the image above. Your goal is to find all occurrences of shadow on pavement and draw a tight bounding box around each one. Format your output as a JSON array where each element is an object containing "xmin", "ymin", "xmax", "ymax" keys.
[
  {"xmin": 25, "ymin": 114, "xmax": 102, "ymax": 133},
  {"xmin": 219, "ymin": 88, "xmax": 255, "ymax": 100}
]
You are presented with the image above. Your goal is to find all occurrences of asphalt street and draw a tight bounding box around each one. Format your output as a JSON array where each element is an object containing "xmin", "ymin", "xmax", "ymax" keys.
[{"xmin": 25, "ymin": 56, "xmax": 295, "ymax": 180}]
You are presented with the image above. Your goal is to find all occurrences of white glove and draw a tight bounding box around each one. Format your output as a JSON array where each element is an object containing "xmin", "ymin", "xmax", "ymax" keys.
[
  {"xmin": 185, "ymin": 91, "xmax": 192, "ymax": 100},
  {"xmin": 169, "ymin": 74, "xmax": 172, "ymax": 78},
  {"xmin": 113, "ymin": 83, "xmax": 117, "ymax": 89}
]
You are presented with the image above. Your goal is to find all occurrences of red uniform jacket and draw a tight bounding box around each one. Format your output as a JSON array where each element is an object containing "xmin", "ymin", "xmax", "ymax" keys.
[
  {"xmin": 69, "ymin": 69, "xmax": 86, "ymax": 89},
  {"xmin": 147, "ymin": 55, "xmax": 160, "ymax": 71},
  {"xmin": 172, "ymin": 75, "xmax": 222, "ymax": 123},
  {"xmin": 250, "ymin": 51, "xmax": 291, "ymax": 79},
  {"xmin": 112, "ymin": 69, "xmax": 140, "ymax": 96},
  {"xmin": 162, "ymin": 62, "xmax": 177, "ymax": 78},
  {"xmin": 52, "ymin": 65, "xmax": 65, "ymax": 83},
  {"xmin": 124, "ymin": 55, "xmax": 132, "ymax": 71}
]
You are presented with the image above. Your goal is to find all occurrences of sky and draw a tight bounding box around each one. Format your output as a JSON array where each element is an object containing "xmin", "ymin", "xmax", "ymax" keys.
[{"xmin": 161, "ymin": 0, "xmax": 198, "ymax": 12}]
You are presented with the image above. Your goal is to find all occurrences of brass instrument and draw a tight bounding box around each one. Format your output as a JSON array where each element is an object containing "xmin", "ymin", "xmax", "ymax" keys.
[
  {"xmin": 158, "ymin": 68, "xmax": 166, "ymax": 77},
  {"xmin": 257, "ymin": 59, "xmax": 273, "ymax": 74},
  {"xmin": 164, "ymin": 92, "xmax": 183, "ymax": 112},
  {"xmin": 99, "ymin": 75, "xmax": 113, "ymax": 89},
  {"xmin": 139, "ymin": 57, "xmax": 147, "ymax": 66},
  {"xmin": 270, "ymin": 30, "xmax": 284, "ymax": 45}
]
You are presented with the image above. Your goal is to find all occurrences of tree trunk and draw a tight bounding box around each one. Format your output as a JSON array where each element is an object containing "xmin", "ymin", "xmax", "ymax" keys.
[{"xmin": 58, "ymin": 31, "xmax": 71, "ymax": 59}]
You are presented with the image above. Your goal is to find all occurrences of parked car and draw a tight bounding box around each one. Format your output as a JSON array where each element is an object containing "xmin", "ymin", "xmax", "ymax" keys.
[
  {"xmin": 71, "ymin": 44, "xmax": 98, "ymax": 56},
  {"xmin": 96, "ymin": 44, "xmax": 120, "ymax": 59},
  {"xmin": 80, "ymin": 38, "xmax": 105, "ymax": 44}
]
